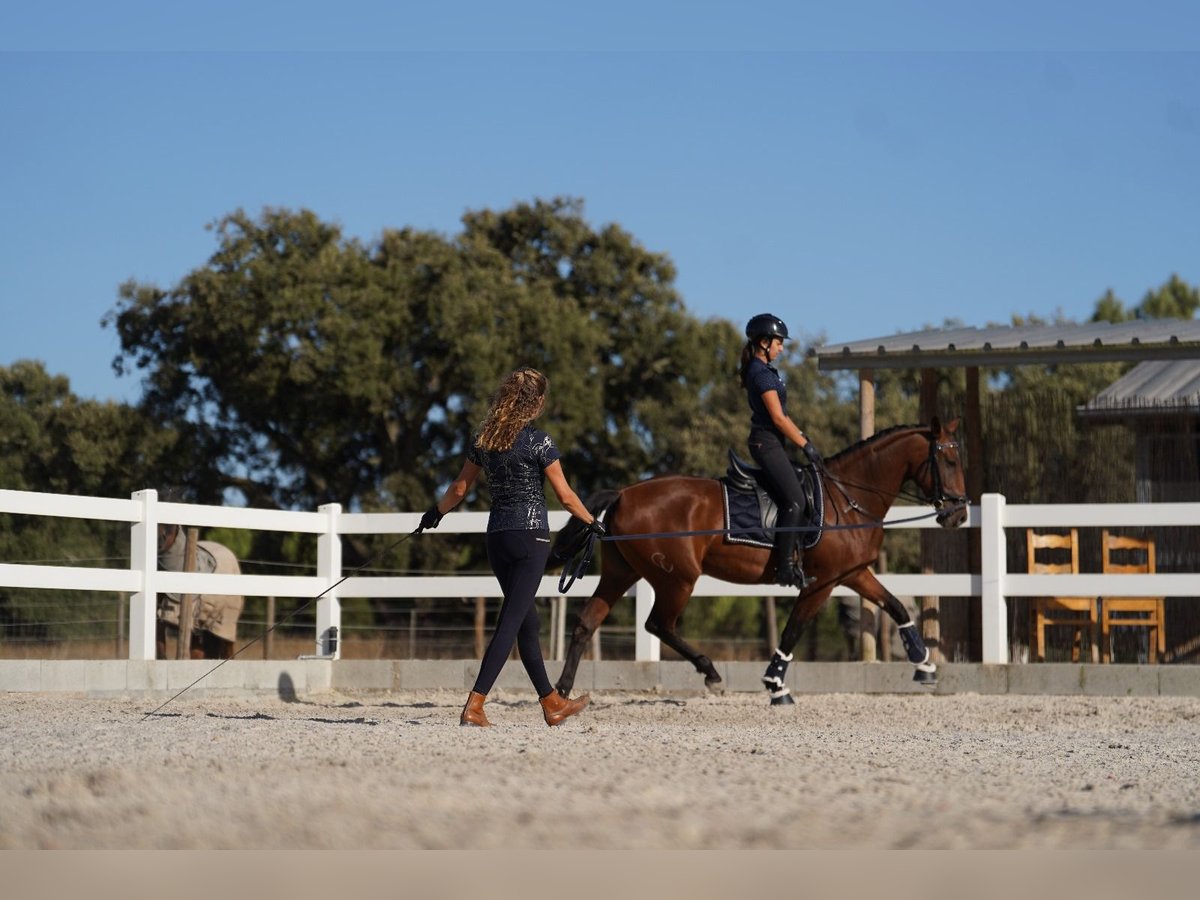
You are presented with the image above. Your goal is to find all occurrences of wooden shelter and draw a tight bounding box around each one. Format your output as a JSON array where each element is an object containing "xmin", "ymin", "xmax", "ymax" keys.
[{"xmin": 810, "ymin": 319, "xmax": 1200, "ymax": 661}]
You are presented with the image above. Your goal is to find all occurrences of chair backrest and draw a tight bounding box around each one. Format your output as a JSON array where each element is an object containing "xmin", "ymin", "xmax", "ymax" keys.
[
  {"xmin": 1027, "ymin": 528, "xmax": 1079, "ymax": 575},
  {"xmin": 1101, "ymin": 530, "xmax": 1155, "ymax": 574}
]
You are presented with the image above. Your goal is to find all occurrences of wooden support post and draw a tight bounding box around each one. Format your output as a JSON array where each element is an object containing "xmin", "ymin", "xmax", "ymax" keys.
[
  {"xmin": 764, "ymin": 595, "xmax": 778, "ymax": 656},
  {"xmin": 966, "ymin": 366, "xmax": 984, "ymax": 658},
  {"xmin": 474, "ymin": 597, "xmax": 486, "ymax": 659},
  {"xmin": 176, "ymin": 527, "xmax": 199, "ymax": 659},
  {"xmin": 264, "ymin": 596, "xmax": 275, "ymax": 660},
  {"xmin": 859, "ymin": 369, "xmax": 877, "ymax": 661},
  {"xmin": 919, "ymin": 368, "xmax": 942, "ymax": 662},
  {"xmin": 116, "ymin": 593, "xmax": 126, "ymax": 659}
]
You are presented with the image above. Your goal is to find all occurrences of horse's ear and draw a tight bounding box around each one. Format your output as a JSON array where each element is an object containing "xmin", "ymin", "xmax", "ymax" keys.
[{"xmin": 944, "ymin": 417, "xmax": 960, "ymax": 435}]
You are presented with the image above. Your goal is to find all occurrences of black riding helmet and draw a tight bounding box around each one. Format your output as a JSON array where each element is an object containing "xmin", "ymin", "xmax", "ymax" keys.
[{"xmin": 745, "ymin": 313, "xmax": 789, "ymax": 342}]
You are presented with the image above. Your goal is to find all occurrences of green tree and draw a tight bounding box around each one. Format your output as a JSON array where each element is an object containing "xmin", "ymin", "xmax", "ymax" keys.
[
  {"xmin": 106, "ymin": 200, "xmax": 745, "ymax": 514},
  {"xmin": 0, "ymin": 361, "xmax": 175, "ymax": 644},
  {"xmin": 458, "ymin": 198, "xmax": 745, "ymax": 489},
  {"xmin": 103, "ymin": 200, "xmax": 749, "ymax": 637},
  {"xmin": 1139, "ymin": 273, "xmax": 1200, "ymax": 320}
]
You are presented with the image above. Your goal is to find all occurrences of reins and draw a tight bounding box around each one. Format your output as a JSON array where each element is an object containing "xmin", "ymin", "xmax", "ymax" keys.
[
  {"xmin": 557, "ymin": 529, "xmax": 599, "ymax": 593},
  {"xmin": 594, "ymin": 508, "xmax": 950, "ymax": 543},
  {"xmin": 551, "ymin": 505, "xmax": 959, "ymax": 590}
]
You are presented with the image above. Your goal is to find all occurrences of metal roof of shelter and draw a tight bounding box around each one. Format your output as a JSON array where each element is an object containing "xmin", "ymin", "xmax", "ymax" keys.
[
  {"xmin": 1080, "ymin": 359, "xmax": 1200, "ymax": 419},
  {"xmin": 812, "ymin": 319, "xmax": 1200, "ymax": 371}
]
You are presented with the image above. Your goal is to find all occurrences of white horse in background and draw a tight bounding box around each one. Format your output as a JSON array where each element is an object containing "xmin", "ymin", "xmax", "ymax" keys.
[{"xmin": 156, "ymin": 521, "xmax": 244, "ymax": 659}]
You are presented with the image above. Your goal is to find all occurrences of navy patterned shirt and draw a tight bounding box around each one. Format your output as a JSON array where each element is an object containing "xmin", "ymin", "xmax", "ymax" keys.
[
  {"xmin": 745, "ymin": 357, "xmax": 788, "ymax": 433},
  {"xmin": 467, "ymin": 425, "xmax": 562, "ymax": 532}
]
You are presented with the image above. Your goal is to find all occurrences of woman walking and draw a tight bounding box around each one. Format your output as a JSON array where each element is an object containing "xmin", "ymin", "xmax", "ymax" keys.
[
  {"xmin": 740, "ymin": 313, "xmax": 822, "ymax": 589},
  {"xmin": 420, "ymin": 367, "xmax": 603, "ymax": 727}
]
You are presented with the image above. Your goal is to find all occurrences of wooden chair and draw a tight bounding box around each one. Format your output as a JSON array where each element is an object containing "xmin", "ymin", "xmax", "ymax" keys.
[
  {"xmin": 1028, "ymin": 529, "xmax": 1098, "ymax": 663},
  {"xmin": 1100, "ymin": 530, "xmax": 1165, "ymax": 664}
]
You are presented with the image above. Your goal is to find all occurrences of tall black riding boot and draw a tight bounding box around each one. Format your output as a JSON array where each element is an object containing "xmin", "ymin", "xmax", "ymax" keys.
[{"xmin": 773, "ymin": 502, "xmax": 813, "ymax": 589}]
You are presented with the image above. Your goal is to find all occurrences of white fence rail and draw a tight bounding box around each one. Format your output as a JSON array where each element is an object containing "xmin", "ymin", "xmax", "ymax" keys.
[{"xmin": 1, "ymin": 488, "xmax": 1197, "ymax": 664}]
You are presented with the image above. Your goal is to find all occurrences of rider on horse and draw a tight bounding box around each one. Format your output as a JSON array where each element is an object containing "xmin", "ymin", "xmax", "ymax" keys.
[{"xmin": 740, "ymin": 313, "xmax": 823, "ymax": 589}]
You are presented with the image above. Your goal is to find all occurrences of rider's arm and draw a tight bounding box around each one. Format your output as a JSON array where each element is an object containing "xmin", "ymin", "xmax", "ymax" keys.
[
  {"xmin": 434, "ymin": 460, "xmax": 481, "ymax": 515},
  {"xmin": 760, "ymin": 390, "xmax": 811, "ymax": 449},
  {"xmin": 544, "ymin": 460, "xmax": 596, "ymax": 524}
]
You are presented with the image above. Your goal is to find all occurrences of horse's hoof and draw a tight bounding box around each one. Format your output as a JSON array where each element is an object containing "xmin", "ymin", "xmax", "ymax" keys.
[
  {"xmin": 769, "ymin": 693, "xmax": 796, "ymax": 707},
  {"xmin": 912, "ymin": 668, "xmax": 937, "ymax": 687},
  {"xmin": 704, "ymin": 675, "xmax": 723, "ymax": 692}
]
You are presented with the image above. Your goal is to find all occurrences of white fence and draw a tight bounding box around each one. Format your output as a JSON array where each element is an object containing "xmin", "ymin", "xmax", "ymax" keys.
[{"xmin": 1, "ymin": 488, "xmax": 1198, "ymax": 664}]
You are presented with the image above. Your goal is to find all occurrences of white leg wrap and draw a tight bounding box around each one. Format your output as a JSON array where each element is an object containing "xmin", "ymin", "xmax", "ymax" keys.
[
  {"xmin": 769, "ymin": 685, "xmax": 791, "ymax": 700},
  {"xmin": 916, "ymin": 648, "xmax": 936, "ymax": 673},
  {"xmin": 772, "ymin": 648, "xmax": 794, "ymax": 662}
]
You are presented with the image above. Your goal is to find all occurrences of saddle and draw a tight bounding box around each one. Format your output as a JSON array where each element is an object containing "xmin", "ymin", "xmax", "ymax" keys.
[{"xmin": 719, "ymin": 450, "xmax": 823, "ymax": 550}]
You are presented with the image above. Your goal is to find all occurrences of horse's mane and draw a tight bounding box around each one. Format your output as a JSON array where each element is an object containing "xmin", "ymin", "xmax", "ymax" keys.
[{"xmin": 825, "ymin": 423, "xmax": 929, "ymax": 465}]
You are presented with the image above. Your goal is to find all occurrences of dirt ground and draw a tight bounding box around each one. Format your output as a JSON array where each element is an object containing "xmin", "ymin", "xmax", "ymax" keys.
[{"xmin": 2, "ymin": 688, "xmax": 1199, "ymax": 849}]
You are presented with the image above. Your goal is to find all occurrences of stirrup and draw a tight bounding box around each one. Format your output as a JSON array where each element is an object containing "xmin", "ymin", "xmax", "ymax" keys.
[
  {"xmin": 792, "ymin": 570, "xmax": 816, "ymax": 590},
  {"xmin": 776, "ymin": 562, "xmax": 814, "ymax": 590}
]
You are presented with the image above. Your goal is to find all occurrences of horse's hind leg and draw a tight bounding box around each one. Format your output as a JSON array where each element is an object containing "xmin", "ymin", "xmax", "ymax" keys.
[
  {"xmin": 644, "ymin": 582, "xmax": 722, "ymax": 690},
  {"xmin": 844, "ymin": 569, "xmax": 937, "ymax": 686}
]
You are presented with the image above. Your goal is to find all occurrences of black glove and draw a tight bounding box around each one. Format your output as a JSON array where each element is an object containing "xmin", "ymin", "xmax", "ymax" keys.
[
  {"xmin": 586, "ymin": 518, "xmax": 607, "ymax": 538},
  {"xmin": 418, "ymin": 504, "xmax": 444, "ymax": 532},
  {"xmin": 801, "ymin": 441, "xmax": 823, "ymax": 467}
]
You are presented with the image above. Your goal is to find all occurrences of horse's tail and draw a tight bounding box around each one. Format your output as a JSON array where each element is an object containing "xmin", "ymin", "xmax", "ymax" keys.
[{"xmin": 549, "ymin": 490, "xmax": 621, "ymax": 567}]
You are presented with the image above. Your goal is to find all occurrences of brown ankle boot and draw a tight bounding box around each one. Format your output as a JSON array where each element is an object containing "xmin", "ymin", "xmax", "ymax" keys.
[
  {"xmin": 539, "ymin": 690, "xmax": 590, "ymax": 726},
  {"xmin": 460, "ymin": 690, "xmax": 491, "ymax": 727}
]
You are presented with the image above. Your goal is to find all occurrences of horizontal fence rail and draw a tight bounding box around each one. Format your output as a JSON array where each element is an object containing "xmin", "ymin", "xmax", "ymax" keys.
[{"xmin": 1, "ymin": 488, "xmax": 1198, "ymax": 664}]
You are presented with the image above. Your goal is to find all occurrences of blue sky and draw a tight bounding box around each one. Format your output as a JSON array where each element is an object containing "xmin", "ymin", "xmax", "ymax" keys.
[{"xmin": 2, "ymin": 4, "xmax": 1199, "ymax": 404}]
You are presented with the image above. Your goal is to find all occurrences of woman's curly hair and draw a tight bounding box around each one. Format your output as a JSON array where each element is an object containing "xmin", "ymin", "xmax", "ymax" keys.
[{"xmin": 475, "ymin": 368, "xmax": 549, "ymax": 452}]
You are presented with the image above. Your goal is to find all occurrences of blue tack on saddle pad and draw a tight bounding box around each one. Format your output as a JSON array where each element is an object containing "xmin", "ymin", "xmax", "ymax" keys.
[{"xmin": 720, "ymin": 475, "xmax": 823, "ymax": 551}]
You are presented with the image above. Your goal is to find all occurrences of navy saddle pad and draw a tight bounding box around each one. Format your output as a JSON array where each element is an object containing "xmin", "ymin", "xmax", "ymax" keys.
[{"xmin": 719, "ymin": 450, "xmax": 824, "ymax": 550}]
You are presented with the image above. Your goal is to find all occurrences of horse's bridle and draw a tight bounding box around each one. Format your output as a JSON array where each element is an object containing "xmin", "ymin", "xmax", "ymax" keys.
[{"xmin": 918, "ymin": 436, "xmax": 968, "ymax": 517}]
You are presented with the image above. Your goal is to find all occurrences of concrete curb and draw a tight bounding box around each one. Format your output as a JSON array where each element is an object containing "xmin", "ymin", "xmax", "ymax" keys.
[{"xmin": 2, "ymin": 659, "xmax": 1199, "ymax": 698}]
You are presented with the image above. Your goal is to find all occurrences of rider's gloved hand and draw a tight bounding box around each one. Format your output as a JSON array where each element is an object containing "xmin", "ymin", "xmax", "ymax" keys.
[
  {"xmin": 586, "ymin": 518, "xmax": 607, "ymax": 538},
  {"xmin": 801, "ymin": 441, "xmax": 823, "ymax": 467},
  {"xmin": 418, "ymin": 504, "xmax": 444, "ymax": 533}
]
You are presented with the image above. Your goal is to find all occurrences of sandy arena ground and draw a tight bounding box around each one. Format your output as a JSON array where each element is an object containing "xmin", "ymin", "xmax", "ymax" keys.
[{"xmin": 2, "ymin": 688, "xmax": 1199, "ymax": 849}]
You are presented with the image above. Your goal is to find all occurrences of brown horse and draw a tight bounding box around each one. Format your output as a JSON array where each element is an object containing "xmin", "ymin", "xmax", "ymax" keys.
[{"xmin": 553, "ymin": 418, "xmax": 968, "ymax": 705}]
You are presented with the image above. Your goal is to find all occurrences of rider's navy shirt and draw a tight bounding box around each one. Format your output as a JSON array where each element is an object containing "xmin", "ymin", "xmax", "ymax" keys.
[
  {"xmin": 467, "ymin": 425, "xmax": 561, "ymax": 532},
  {"xmin": 745, "ymin": 357, "xmax": 788, "ymax": 433}
]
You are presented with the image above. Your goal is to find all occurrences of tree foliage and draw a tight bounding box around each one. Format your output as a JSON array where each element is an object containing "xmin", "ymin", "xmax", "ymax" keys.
[
  {"xmin": 0, "ymin": 361, "xmax": 176, "ymax": 641},
  {"xmin": 104, "ymin": 200, "xmax": 752, "ymax": 517}
]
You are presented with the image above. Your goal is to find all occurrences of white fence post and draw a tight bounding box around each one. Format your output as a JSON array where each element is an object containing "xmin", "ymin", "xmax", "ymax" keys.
[
  {"xmin": 635, "ymin": 580, "xmax": 660, "ymax": 661},
  {"xmin": 129, "ymin": 489, "xmax": 158, "ymax": 661},
  {"xmin": 316, "ymin": 503, "xmax": 342, "ymax": 658},
  {"xmin": 980, "ymin": 492, "xmax": 1008, "ymax": 664}
]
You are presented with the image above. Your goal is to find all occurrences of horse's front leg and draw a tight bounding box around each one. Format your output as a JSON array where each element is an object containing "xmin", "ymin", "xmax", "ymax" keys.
[
  {"xmin": 762, "ymin": 584, "xmax": 835, "ymax": 706},
  {"xmin": 844, "ymin": 569, "xmax": 937, "ymax": 686}
]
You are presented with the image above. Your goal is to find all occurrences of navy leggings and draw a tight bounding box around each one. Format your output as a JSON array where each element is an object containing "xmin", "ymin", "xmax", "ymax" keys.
[
  {"xmin": 749, "ymin": 426, "xmax": 807, "ymax": 512},
  {"xmin": 472, "ymin": 529, "xmax": 554, "ymax": 698}
]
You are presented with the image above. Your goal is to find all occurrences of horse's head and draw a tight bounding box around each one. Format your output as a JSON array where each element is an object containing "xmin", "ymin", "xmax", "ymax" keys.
[
  {"xmin": 157, "ymin": 487, "xmax": 187, "ymax": 555},
  {"xmin": 157, "ymin": 521, "xmax": 181, "ymax": 555},
  {"xmin": 918, "ymin": 416, "xmax": 968, "ymax": 528}
]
